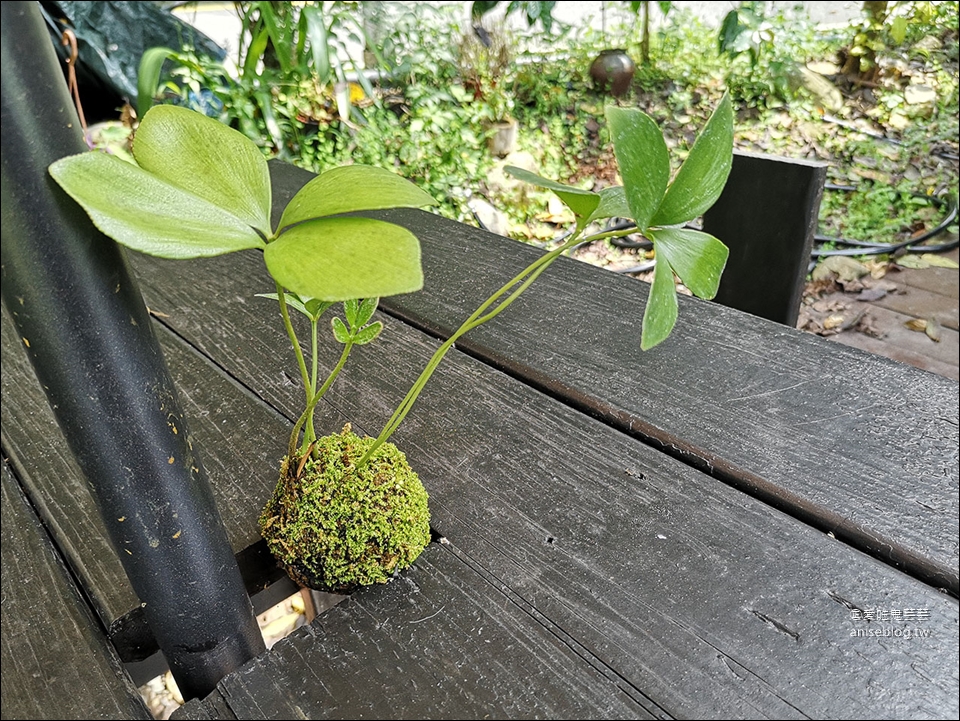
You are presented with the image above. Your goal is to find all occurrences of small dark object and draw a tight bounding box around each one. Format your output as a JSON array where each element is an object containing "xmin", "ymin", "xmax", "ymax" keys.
[{"xmin": 589, "ymin": 49, "xmax": 636, "ymax": 98}]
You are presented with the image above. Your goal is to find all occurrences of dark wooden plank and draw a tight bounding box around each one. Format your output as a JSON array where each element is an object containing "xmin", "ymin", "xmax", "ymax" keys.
[
  {"xmin": 702, "ymin": 151, "xmax": 827, "ymax": 327},
  {"xmin": 1, "ymin": 302, "xmax": 298, "ymax": 660},
  {"xmin": 271, "ymin": 160, "xmax": 960, "ymax": 594},
  {"xmin": 127, "ymin": 249, "xmax": 958, "ymax": 718},
  {"xmin": 0, "ymin": 459, "xmax": 152, "ymax": 720},
  {"xmin": 175, "ymin": 543, "xmax": 655, "ymax": 721}
]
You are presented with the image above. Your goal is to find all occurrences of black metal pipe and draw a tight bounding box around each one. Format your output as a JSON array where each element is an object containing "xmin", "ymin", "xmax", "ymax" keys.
[{"xmin": 0, "ymin": 1, "xmax": 265, "ymax": 700}]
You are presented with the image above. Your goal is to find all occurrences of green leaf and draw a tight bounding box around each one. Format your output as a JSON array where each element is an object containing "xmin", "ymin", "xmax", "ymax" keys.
[
  {"xmin": 137, "ymin": 47, "xmax": 177, "ymax": 118},
  {"xmin": 647, "ymin": 228, "xmax": 729, "ymax": 299},
  {"xmin": 504, "ymin": 166, "xmax": 601, "ymax": 220},
  {"xmin": 343, "ymin": 298, "xmax": 360, "ymax": 328},
  {"xmin": 278, "ymin": 165, "xmax": 437, "ymax": 231},
  {"xmin": 303, "ymin": 4, "xmax": 331, "ymax": 81},
  {"xmin": 264, "ymin": 217, "xmax": 422, "ymax": 301},
  {"xmin": 606, "ymin": 106, "xmax": 670, "ymax": 232},
  {"xmin": 49, "ymin": 151, "xmax": 265, "ymax": 258},
  {"xmin": 331, "ymin": 316, "xmax": 351, "ymax": 344},
  {"xmin": 353, "ymin": 321, "xmax": 383, "ymax": 345},
  {"xmin": 255, "ymin": 292, "xmax": 309, "ymax": 319},
  {"xmin": 132, "ymin": 105, "xmax": 272, "ymax": 236},
  {"xmin": 587, "ymin": 186, "xmax": 632, "ymax": 223},
  {"xmin": 356, "ymin": 297, "xmax": 379, "ymax": 327},
  {"xmin": 640, "ymin": 258, "xmax": 679, "ymax": 351},
  {"xmin": 304, "ymin": 299, "xmax": 334, "ymax": 318},
  {"xmin": 651, "ymin": 93, "xmax": 733, "ymax": 227},
  {"xmin": 255, "ymin": 293, "xmax": 332, "ymax": 321}
]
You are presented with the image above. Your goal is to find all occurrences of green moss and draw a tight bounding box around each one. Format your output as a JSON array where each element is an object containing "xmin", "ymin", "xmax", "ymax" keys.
[{"xmin": 258, "ymin": 424, "xmax": 431, "ymax": 593}]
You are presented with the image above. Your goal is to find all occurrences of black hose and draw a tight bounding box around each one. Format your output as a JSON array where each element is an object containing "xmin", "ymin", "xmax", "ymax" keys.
[{"xmin": 812, "ymin": 188, "xmax": 958, "ymax": 258}]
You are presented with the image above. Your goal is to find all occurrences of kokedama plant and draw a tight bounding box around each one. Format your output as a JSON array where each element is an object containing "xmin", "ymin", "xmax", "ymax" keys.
[{"xmin": 49, "ymin": 94, "xmax": 732, "ymax": 594}]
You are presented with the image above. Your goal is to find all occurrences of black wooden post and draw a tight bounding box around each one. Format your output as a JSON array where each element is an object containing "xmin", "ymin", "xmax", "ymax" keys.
[
  {"xmin": 703, "ymin": 151, "xmax": 827, "ymax": 327},
  {"xmin": 0, "ymin": 1, "xmax": 265, "ymax": 700}
]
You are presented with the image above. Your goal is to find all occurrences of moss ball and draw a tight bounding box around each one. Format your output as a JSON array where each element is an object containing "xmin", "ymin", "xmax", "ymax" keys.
[{"xmin": 258, "ymin": 424, "xmax": 431, "ymax": 593}]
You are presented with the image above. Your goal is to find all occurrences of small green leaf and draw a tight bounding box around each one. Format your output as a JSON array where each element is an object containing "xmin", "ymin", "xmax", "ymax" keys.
[
  {"xmin": 304, "ymin": 299, "xmax": 334, "ymax": 319},
  {"xmin": 606, "ymin": 107, "xmax": 670, "ymax": 232},
  {"xmin": 278, "ymin": 165, "xmax": 437, "ymax": 231},
  {"xmin": 651, "ymin": 93, "xmax": 733, "ymax": 227},
  {"xmin": 264, "ymin": 217, "xmax": 422, "ymax": 301},
  {"xmin": 640, "ymin": 258, "xmax": 679, "ymax": 351},
  {"xmin": 343, "ymin": 298, "xmax": 365, "ymax": 329},
  {"xmin": 137, "ymin": 47, "xmax": 177, "ymax": 118},
  {"xmin": 587, "ymin": 186, "xmax": 632, "ymax": 223},
  {"xmin": 49, "ymin": 151, "xmax": 265, "ymax": 258},
  {"xmin": 255, "ymin": 292, "xmax": 310, "ymax": 319},
  {"xmin": 504, "ymin": 166, "xmax": 601, "ymax": 220},
  {"xmin": 331, "ymin": 317, "xmax": 351, "ymax": 344},
  {"xmin": 356, "ymin": 297, "xmax": 379, "ymax": 327},
  {"xmin": 647, "ymin": 228, "xmax": 729, "ymax": 299},
  {"xmin": 133, "ymin": 105, "xmax": 272, "ymax": 235},
  {"xmin": 353, "ymin": 321, "xmax": 383, "ymax": 345}
]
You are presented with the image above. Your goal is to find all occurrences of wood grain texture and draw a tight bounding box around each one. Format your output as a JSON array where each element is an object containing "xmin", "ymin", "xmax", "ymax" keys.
[
  {"xmin": 270, "ymin": 161, "xmax": 960, "ymax": 595},
  {"xmin": 0, "ymin": 459, "xmax": 152, "ymax": 720},
  {"xmin": 127, "ymin": 247, "xmax": 959, "ymax": 719},
  {"xmin": 176, "ymin": 544, "xmax": 655, "ymax": 721},
  {"xmin": 1, "ymin": 302, "xmax": 296, "ymax": 659}
]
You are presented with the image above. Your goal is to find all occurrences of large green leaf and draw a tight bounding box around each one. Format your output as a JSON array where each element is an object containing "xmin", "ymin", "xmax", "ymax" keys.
[
  {"xmin": 651, "ymin": 93, "xmax": 733, "ymax": 227},
  {"xmin": 133, "ymin": 105, "xmax": 272, "ymax": 236},
  {"xmin": 606, "ymin": 107, "xmax": 670, "ymax": 232},
  {"xmin": 587, "ymin": 186, "xmax": 632, "ymax": 223},
  {"xmin": 278, "ymin": 165, "xmax": 437, "ymax": 231},
  {"xmin": 640, "ymin": 257, "xmax": 679, "ymax": 351},
  {"xmin": 264, "ymin": 217, "xmax": 422, "ymax": 301},
  {"xmin": 648, "ymin": 228, "xmax": 729, "ymax": 299},
  {"xmin": 504, "ymin": 166, "xmax": 601, "ymax": 220},
  {"xmin": 49, "ymin": 151, "xmax": 265, "ymax": 258}
]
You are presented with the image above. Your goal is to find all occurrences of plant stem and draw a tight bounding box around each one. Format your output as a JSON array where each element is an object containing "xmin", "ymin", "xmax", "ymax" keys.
[
  {"xmin": 275, "ymin": 281, "xmax": 312, "ymax": 407},
  {"xmin": 304, "ymin": 316, "xmax": 319, "ymax": 448},
  {"xmin": 287, "ymin": 341, "xmax": 354, "ymax": 461},
  {"xmin": 357, "ymin": 228, "xmax": 593, "ymax": 467}
]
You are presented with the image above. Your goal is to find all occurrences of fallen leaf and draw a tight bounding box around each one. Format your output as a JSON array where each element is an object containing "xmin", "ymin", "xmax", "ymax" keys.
[
  {"xmin": 840, "ymin": 309, "xmax": 866, "ymax": 330},
  {"xmin": 864, "ymin": 260, "xmax": 890, "ymax": 279},
  {"xmin": 823, "ymin": 314, "xmax": 845, "ymax": 330},
  {"xmin": 858, "ymin": 287, "xmax": 888, "ymax": 302},
  {"xmin": 925, "ymin": 317, "xmax": 942, "ymax": 342},
  {"xmin": 856, "ymin": 315, "xmax": 886, "ymax": 338},
  {"xmin": 904, "ymin": 318, "xmax": 928, "ymax": 332},
  {"xmin": 896, "ymin": 254, "xmax": 931, "ymax": 269},
  {"xmin": 812, "ymin": 256, "xmax": 869, "ymax": 282},
  {"xmin": 919, "ymin": 253, "xmax": 959, "ymax": 269}
]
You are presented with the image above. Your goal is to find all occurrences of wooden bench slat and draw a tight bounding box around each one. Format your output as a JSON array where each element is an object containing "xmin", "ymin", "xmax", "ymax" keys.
[
  {"xmin": 0, "ymin": 460, "xmax": 152, "ymax": 720},
  {"xmin": 176, "ymin": 543, "xmax": 658, "ymax": 720},
  {"xmin": 124, "ymin": 249, "xmax": 958, "ymax": 718},
  {"xmin": 2, "ymin": 304, "xmax": 301, "ymax": 660}
]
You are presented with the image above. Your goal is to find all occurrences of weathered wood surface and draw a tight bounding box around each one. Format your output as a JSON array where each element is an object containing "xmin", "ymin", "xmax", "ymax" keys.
[
  {"xmin": 268, "ymin": 165, "xmax": 960, "ymax": 596},
  {"xmin": 1, "ymin": 303, "xmax": 292, "ymax": 660},
  {"xmin": 270, "ymin": 161, "xmax": 959, "ymax": 594},
  {"xmin": 0, "ymin": 459, "xmax": 152, "ymax": 720},
  {"xmin": 127, "ymin": 246, "xmax": 959, "ymax": 718},
  {"xmin": 702, "ymin": 151, "xmax": 826, "ymax": 326},
  {"xmin": 2, "ymin": 158, "xmax": 957, "ymax": 719},
  {"xmin": 176, "ymin": 543, "xmax": 654, "ymax": 720}
]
